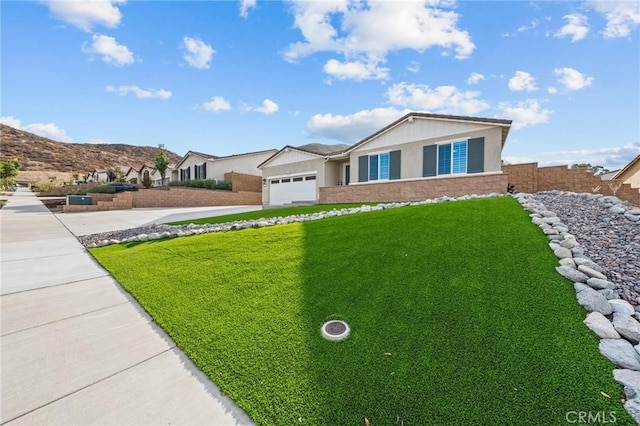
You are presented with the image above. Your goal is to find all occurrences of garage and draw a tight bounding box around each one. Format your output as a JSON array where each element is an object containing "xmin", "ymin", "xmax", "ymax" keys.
[{"xmin": 269, "ymin": 175, "xmax": 317, "ymax": 205}]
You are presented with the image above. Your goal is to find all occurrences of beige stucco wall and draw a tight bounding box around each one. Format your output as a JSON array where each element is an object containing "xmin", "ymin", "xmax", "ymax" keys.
[
  {"xmin": 620, "ymin": 161, "xmax": 640, "ymax": 189},
  {"xmin": 349, "ymin": 126, "xmax": 503, "ymax": 183},
  {"xmin": 178, "ymin": 152, "xmax": 275, "ymax": 182},
  {"xmin": 261, "ymin": 157, "xmax": 325, "ymax": 204}
]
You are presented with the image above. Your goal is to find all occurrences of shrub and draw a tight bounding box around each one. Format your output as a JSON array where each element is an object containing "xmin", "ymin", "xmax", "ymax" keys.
[
  {"xmin": 142, "ymin": 176, "xmax": 153, "ymax": 188},
  {"xmin": 87, "ymin": 185, "xmax": 116, "ymax": 194},
  {"xmin": 169, "ymin": 179, "xmax": 232, "ymax": 191},
  {"xmin": 33, "ymin": 180, "xmax": 61, "ymax": 193}
]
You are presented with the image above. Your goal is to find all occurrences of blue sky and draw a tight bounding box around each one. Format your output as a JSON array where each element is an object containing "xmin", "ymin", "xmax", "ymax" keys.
[{"xmin": 2, "ymin": 0, "xmax": 639, "ymax": 170}]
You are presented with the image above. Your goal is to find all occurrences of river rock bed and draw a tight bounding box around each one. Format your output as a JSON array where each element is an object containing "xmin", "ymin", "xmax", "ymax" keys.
[{"xmin": 531, "ymin": 191, "xmax": 640, "ymax": 303}]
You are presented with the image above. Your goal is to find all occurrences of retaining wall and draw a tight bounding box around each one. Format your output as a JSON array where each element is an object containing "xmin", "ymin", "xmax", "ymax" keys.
[
  {"xmin": 503, "ymin": 163, "xmax": 640, "ymax": 206},
  {"xmin": 319, "ymin": 173, "xmax": 508, "ymax": 203}
]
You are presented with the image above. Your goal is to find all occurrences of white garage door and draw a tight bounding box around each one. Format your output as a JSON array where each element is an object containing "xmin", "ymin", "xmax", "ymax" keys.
[{"xmin": 269, "ymin": 175, "xmax": 317, "ymax": 205}]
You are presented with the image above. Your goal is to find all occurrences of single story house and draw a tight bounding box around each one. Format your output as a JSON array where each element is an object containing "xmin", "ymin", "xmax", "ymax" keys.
[
  {"xmin": 175, "ymin": 149, "xmax": 277, "ymax": 182},
  {"xmin": 258, "ymin": 112, "xmax": 512, "ymax": 205},
  {"xmin": 126, "ymin": 164, "xmax": 178, "ymax": 186}
]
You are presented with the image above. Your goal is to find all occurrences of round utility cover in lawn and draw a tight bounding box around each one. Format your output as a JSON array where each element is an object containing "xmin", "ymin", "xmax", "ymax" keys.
[{"xmin": 321, "ymin": 320, "xmax": 350, "ymax": 341}]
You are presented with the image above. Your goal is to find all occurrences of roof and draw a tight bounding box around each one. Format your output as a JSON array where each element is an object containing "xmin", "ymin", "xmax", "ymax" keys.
[
  {"xmin": 296, "ymin": 143, "xmax": 350, "ymax": 156},
  {"xmin": 611, "ymin": 154, "xmax": 640, "ymax": 180},
  {"xmin": 175, "ymin": 148, "xmax": 277, "ymax": 169},
  {"xmin": 343, "ymin": 112, "xmax": 513, "ymax": 154},
  {"xmin": 257, "ymin": 143, "xmax": 350, "ymax": 168}
]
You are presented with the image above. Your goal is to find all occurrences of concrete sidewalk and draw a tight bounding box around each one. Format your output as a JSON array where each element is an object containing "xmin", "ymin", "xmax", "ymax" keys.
[{"xmin": 0, "ymin": 189, "xmax": 254, "ymax": 425}]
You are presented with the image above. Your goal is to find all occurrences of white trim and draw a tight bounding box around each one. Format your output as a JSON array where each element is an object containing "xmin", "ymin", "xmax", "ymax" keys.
[
  {"xmin": 266, "ymin": 170, "xmax": 317, "ymax": 180},
  {"xmin": 348, "ymin": 171, "xmax": 503, "ymax": 186}
]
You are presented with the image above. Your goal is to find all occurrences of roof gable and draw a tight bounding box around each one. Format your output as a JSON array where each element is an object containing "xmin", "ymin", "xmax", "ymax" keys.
[
  {"xmin": 345, "ymin": 112, "xmax": 512, "ymax": 154},
  {"xmin": 612, "ymin": 154, "xmax": 640, "ymax": 180},
  {"xmin": 258, "ymin": 145, "xmax": 325, "ymax": 168}
]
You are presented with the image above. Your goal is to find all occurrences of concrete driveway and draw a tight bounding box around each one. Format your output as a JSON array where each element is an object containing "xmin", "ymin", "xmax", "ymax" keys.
[{"xmin": 55, "ymin": 205, "xmax": 263, "ymax": 236}]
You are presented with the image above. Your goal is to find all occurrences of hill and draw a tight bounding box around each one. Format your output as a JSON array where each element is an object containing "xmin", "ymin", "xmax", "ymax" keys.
[{"xmin": 0, "ymin": 124, "xmax": 182, "ymax": 180}]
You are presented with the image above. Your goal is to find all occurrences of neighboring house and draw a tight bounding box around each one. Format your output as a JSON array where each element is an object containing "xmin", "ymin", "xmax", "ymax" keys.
[
  {"xmin": 87, "ymin": 169, "xmax": 110, "ymax": 183},
  {"xmin": 606, "ymin": 154, "xmax": 640, "ymax": 189},
  {"xmin": 175, "ymin": 149, "xmax": 277, "ymax": 182},
  {"xmin": 258, "ymin": 112, "xmax": 512, "ymax": 205},
  {"xmin": 125, "ymin": 163, "xmax": 176, "ymax": 186}
]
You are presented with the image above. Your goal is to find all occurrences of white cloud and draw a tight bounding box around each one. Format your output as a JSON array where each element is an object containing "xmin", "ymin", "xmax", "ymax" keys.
[
  {"xmin": 502, "ymin": 155, "xmax": 537, "ymax": 165},
  {"xmin": 183, "ymin": 36, "xmax": 214, "ymax": 69},
  {"xmin": 0, "ymin": 116, "xmax": 72, "ymax": 142},
  {"xmin": 467, "ymin": 72, "xmax": 485, "ymax": 84},
  {"xmin": 589, "ymin": 1, "xmax": 640, "ymax": 38},
  {"xmin": 253, "ymin": 99, "xmax": 279, "ymax": 115},
  {"xmin": 555, "ymin": 13, "xmax": 590, "ymax": 42},
  {"xmin": 386, "ymin": 83, "xmax": 490, "ymax": 115},
  {"xmin": 547, "ymin": 86, "xmax": 559, "ymax": 94},
  {"xmin": 406, "ymin": 61, "xmax": 420, "ymax": 73},
  {"xmin": 307, "ymin": 107, "xmax": 410, "ymax": 143},
  {"xmin": 508, "ymin": 71, "xmax": 537, "ymax": 92},
  {"xmin": 497, "ymin": 99, "xmax": 551, "ymax": 130},
  {"xmin": 323, "ymin": 58, "xmax": 389, "ymax": 81},
  {"xmin": 553, "ymin": 67, "xmax": 594, "ymax": 91},
  {"xmin": 502, "ymin": 19, "xmax": 539, "ymax": 37},
  {"xmin": 239, "ymin": 0, "xmax": 257, "ymax": 18},
  {"xmin": 83, "ymin": 34, "xmax": 134, "ymax": 66},
  {"xmin": 43, "ymin": 0, "xmax": 125, "ymax": 32},
  {"xmin": 539, "ymin": 143, "xmax": 640, "ymax": 169},
  {"xmin": 202, "ymin": 96, "xmax": 232, "ymax": 112},
  {"xmin": 105, "ymin": 85, "xmax": 172, "ymax": 99},
  {"xmin": 284, "ymin": 0, "xmax": 474, "ymax": 80}
]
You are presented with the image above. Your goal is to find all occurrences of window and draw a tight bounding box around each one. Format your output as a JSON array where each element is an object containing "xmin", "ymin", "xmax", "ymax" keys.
[
  {"xmin": 423, "ymin": 137, "xmax": 484, "ymax": 177},
  {"xmin": 293, "ymin": 177, "xmax": 303, "ymax": 182},
  {"xmin": 271, "ymin": 179, "xmax": 280, "ymax": 184},
  {"xmin": 180, "ymin": 167, "xmax": 191, "ymax": 181},
  {"xmin": 282, "ymin": 178, "xmax": 291, "ymax": 183},
  {"xmin": 358, "ymin": 151, "xmax": 401, "ymax": 182},
  {"xmin": 368, "ymin": 152, "xmax": 390, "ymax": 181},
  {"xmin": 438, "ymin": 141, "xmax": 467, "ymax": 175},
  {"xmin": 305, "ymin": 176, "xmax": 316, "ymax": 181},
  {"xmin": 194, "ymin": 163, "xmax": 206, "ymax": 180}
]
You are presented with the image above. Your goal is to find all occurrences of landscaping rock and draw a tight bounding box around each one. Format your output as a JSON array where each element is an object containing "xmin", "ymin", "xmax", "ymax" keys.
[
  {"xmin": 613, "ymin": 369, "xmax": 640, "ymax": 390},
  {"xmin": 559, "ymin": 258, "xmax": 576, "ymax": 268},
  {"xmin": 599, "ymin": 339, "xmax": 640, "ymax": 371},
  {"xmin": 560, "ymin": 238, "xmax": 579, "ymax": 249},
  {"xmin": 578, "ymin": 265, "xmax": 607, "ymax": 280},
  {"xmin": 576, "ymin": 287, "xmax": 613, "ymax": 315},
  {"xmin": 610, "ymin": 205, "xmax": 626, "ymax": 214},
  {"xmin": 613, "ymin": 313, "xmax": 640, "ymax": 344},
  {"xmin": 610, "ymin": 299, "xmax": 636, "ymax": 315},
  {"xmin": 625, "ymin": 213, "xmax": 640, "ymax": 222},
  {"xmin": 586, "ymin": 277, "xmax": 616, "ymax": 290},
  {"xmin": 584, "ymin": 312, "xmax": 620, "ymax": 339},
  {"xmin": 573, "ymin": 258, "xmax": 606, "ymax": 273},
  {"xmin": 623, "ymin": 398, "xmax": 640, "ymax": 423},
  {"xmin": 554, "ymin": 247, "xmax": 573, "ymax": 259},
  {"xmin": 574, "ymin": 283, "xmax": 591, "ymax": 293},
  {"xmin": 555, "ymin": 266, "xmax": 589, "ymax": 283},
  {"xmin": 599, "ymin": 289, "xmax": 621, "ymax": 300}
]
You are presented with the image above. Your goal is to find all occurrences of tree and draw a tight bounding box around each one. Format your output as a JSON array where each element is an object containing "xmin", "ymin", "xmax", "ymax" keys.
[
  {"xmin": 155, "ymin": 144, "xmax": 169, "ymax": 186},
  {"xmin": 570, "ymin": 163, "xmax": 610, "ymax": 175},
  {"xmin": 0, "ymin": 159, "xmax": 21, "ymax": 190}
]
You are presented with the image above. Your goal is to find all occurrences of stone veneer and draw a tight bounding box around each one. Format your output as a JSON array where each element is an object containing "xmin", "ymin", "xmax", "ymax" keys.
[{"xmin": 320, "ymin": 173, "xmax": 507, "ymax": 203}]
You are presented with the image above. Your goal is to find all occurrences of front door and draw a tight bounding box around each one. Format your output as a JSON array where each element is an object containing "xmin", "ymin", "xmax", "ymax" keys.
[{"xmin": 345, "ymin": 165, "xmax": 350, "ymax": 185}]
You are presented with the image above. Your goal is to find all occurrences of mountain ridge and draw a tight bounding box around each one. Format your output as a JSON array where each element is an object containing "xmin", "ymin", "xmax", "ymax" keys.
[{"xmin": 0, "ymin": 124, "xmax": 183, "ymax": 177}]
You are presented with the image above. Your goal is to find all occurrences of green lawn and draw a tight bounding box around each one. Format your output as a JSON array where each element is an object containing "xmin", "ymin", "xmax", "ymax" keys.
[
  {"xmin": 167, "ymin": 203, "xmax": 374, "ymax": 225},
  {"xmin": 90, "ymin": 197, "xmax": 632, "ymax": 425}
]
